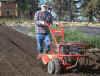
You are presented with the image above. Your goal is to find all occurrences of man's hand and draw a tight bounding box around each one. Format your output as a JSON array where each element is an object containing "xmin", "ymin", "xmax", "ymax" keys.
[
  {"xmin": 44, "ymin": 21, "xmax": 48, "ymax": 26},
  {"xmin": 39, "ymin": 21, "xmax": 45, "ymax": 24},
  {"xmin": 39, "ymin": 21, "xmax": 48, "ymax": 26}
]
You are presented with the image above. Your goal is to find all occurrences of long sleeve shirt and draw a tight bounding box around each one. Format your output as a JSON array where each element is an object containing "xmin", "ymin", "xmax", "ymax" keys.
[{"xmin": 34, "ymin": 11, "xmax": 53, "ymax": 34}]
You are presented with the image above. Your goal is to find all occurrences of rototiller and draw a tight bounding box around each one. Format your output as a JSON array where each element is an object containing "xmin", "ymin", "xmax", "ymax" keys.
[{"xmin": 38, "ymin": 24, "xmax": 88, "ymax": 74}]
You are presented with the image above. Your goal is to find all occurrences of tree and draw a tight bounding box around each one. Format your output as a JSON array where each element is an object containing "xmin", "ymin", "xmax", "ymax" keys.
[
  {"xmin": 45, "ymin": 0, "xmax": 69, "ymax": 20},
  {"xmin": 46, "ymin": 0, "xmax": 82, "ymax": 21},
  {"xmin": 95, "ymin": 0, "xmax": 100, "ymax": 21},
  {"xmin": 69, "ymin": 0, "xmax": 82, "ymax": 21},
  {"xmin": 81, "ymin": 0, "xmax": 100, "ymax": 22},
  {"xmin": 16, "ymin": 0, "xmax": 39, "ymax": 18},
  {"xmin": 16, "ymin": 0, "xmax": 27, "ymax": 17}
]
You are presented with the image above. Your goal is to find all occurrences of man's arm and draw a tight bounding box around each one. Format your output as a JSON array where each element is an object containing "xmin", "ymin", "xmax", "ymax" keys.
[
  {"xmin": 48, "ymin": 12, "xmax": 53, "ymax": 25},
  {"xmin": 50, "ymin": 14, "xmax": 53, "ymax": 25}
]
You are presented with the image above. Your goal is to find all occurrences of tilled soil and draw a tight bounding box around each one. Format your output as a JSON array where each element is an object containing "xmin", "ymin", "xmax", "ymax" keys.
[{"xmin": 0, "ymin": 24, "xmax": 100, "ymax": 76}]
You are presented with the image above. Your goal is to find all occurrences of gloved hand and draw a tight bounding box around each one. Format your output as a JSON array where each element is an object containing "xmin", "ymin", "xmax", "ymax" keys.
[
  {"xmin": 39, "ymin": 21, "xmax": 45, "ymax": 25},
  {"xmin": 39, "ymin": 21, "xmax": 48, "ymax": 26}
]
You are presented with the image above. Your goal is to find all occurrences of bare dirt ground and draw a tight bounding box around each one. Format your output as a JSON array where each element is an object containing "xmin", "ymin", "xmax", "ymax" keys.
[{"xmin": 0, "ymin": 24, "xmax": 100, "ymax": 76}]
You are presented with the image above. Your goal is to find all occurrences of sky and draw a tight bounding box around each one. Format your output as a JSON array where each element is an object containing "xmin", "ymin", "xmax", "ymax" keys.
[
  {"xmin": 40, "ymin": 0, "xmax": 51, "ymax": 5},
  {"xmin": 40, "ymin": 0, "xmax": 45, "ymax": 4}
]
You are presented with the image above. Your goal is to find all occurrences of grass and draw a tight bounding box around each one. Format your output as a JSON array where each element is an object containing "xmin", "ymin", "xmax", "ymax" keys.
[
  {"xmin": 29, "ymin": 26, "xmax": 100, "ymax": 48},
  {"xmin": 29, "ymin": 26, "xmax": 35, "ymax": 33},
  {"xmin": 0, "ymin": 18, "xmax": 100, "ymax": 48},
  {"xmin": 0, "ymin": 18, "xmax": 33, "ymax": 24},
  {"xmin": 64, "ymin": 29, "xmax": 100, "ymax": 48},
  {"xmin": 0, "ymin": 18, "xmax": 100, "ymax": 26}
]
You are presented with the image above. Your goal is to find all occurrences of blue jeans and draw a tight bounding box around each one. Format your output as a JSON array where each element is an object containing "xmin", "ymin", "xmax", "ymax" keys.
[{"xmin": 36, "ymin": 33, "xmax": 51, "ymax": 53}]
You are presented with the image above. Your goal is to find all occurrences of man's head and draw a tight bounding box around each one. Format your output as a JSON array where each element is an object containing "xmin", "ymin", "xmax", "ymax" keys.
[{"xmin": 41, "ymin": 4, "xmax": 48, "ymax": 11}]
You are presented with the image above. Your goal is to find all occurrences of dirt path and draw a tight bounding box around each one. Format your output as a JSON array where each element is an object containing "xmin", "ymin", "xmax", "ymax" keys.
[
  {"xmin": 76, "ymin": 26, "xmax": 100, "ymax": 36},
  {"xmin": 0, "ymin": 24, "xmax": 100, "ymax": 76},
  {"xmin": 64, "ymin": 26, "xmax": 100, "ymax": 36}
]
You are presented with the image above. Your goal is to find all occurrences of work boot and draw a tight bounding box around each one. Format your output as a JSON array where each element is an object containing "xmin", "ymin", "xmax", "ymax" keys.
[
  {"xmin": 39, "ymin": 50, "xmax": 43, "ymax": 54},
  {"xmin": 37, "ymin": 51, "xmax": 43, "ymax": 60},
  {"xmin": 46, "ymin": 51, "xmax": 49, "ymax": 54}
]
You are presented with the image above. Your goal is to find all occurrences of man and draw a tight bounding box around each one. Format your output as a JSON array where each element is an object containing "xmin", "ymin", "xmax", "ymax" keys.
[{"xmin": 34, "ymin": 4, "xmax": 53, "ymax": 54}]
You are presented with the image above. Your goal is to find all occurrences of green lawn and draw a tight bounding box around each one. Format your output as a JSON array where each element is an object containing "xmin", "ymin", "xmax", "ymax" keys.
[
  {"xmin": 0, "ymin": 18, "xmax": 33, "ymax": 24},
  {"xmin": 29, "ymin": 26, "xmax": 100, "ymax": 48},
  {"xmin": 0, "ymin": 18, "xmax": 100, "ymax": 27},
  {"xmin": 64, "ymin": 29, "xmax": 100, "ymax": 48}
]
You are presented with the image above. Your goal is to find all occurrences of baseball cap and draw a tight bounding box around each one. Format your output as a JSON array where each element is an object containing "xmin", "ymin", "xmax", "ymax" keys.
[{"xmin": 41, "ymin": 4, "xmax": 48, "ymax": 8}]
